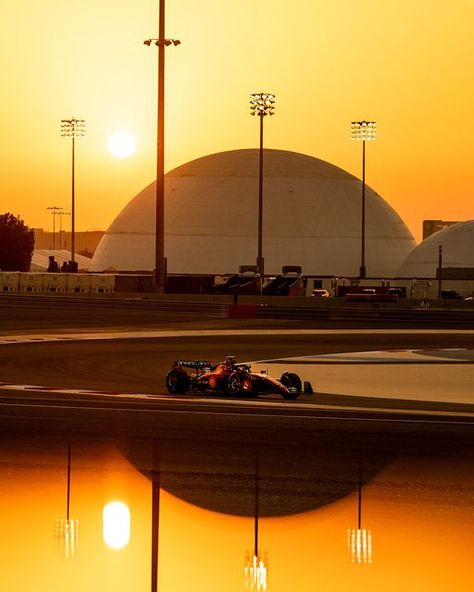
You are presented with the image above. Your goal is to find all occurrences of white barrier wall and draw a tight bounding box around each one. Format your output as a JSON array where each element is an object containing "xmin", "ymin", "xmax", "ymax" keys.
[
  {"xmin": 67, "ymin": 274, "xmax": 94, "ymax": 294},
  {"xmin": 43, "ymin": 273, "xmax": 68, "ymax": 293},
  {"xmin": 19, "ymin": 273, "xmax": 47, "ymax": 292},
  {"xmin": 0, "ymin": 272, "xmax": 20, "ymax": 292},
  {"xmin": 14, "ymin": 273, "xmax": 117, "ymax": 294},
  {"xmin": 88, "ymin": 274, "xmax": 115, "ymax": 294}
]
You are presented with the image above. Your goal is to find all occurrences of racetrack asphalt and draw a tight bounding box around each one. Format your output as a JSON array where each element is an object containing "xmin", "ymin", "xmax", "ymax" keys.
[
  {"xmin": 0, "ymin": 296, "xmax": 472, "ymax": 428},
  {"xmin": 0, "ymin": 327, "xmax": 472, "ymax": 414}
]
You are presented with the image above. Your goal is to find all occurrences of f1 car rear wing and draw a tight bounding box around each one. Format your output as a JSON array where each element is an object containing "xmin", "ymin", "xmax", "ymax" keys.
[{"xmin": 173, "ymin": 360, "xmax": 212, "ymax": 369}]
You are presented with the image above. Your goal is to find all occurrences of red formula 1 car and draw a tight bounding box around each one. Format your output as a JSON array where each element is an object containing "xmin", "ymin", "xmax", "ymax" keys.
[{"xmin": 165, "ymin": 356, "xmax": 313, "ymax": 400}]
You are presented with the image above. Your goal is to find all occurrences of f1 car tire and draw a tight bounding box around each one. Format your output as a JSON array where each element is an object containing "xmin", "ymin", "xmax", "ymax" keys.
[
  {"xmin": 166, "ymin": 369, "xmax": 190, "ymax": 394},
  {"xmin": 279, "ymin": 372, "xmax": 302, "ymax": 400},
  {"xmin": 226, "ymin": 371, "xmax": 252, "ymax": 396}
]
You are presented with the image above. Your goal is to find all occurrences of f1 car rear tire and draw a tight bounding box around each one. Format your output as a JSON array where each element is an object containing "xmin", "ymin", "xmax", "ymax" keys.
[
  {"xmin": 166, "ymin": 369, "xmax": 190, "ymax": 394},
  {"xmin": 279, "ymin": 372, "xmax": 302, "ymax": 400},
  {"xmin": 226, "ymin": 371, "xmax": 252, "ymax": 396}
]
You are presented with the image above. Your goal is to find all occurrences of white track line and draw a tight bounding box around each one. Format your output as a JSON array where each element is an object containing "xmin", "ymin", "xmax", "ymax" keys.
[{"xmin": 1, "ymin": 328, "xmax": 474, "ymax": 345}]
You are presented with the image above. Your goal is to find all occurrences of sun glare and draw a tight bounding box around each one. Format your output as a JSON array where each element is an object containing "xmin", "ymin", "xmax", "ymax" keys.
[
  {"xmin": 107, "ymin": 131, "xmax": 136, "ymax": 158},
  {"xmin": 103, "ymin": 501, "xmax": 130, "ymax": 549}
]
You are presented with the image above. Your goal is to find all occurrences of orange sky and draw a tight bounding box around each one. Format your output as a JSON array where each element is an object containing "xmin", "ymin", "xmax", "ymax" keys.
[{"xmin": 0, "ymin": 0, "xmax": 473, "ymax": 242}]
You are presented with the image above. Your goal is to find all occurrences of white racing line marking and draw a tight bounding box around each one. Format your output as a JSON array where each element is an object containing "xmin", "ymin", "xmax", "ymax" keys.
[
  {"xmin": 1, "ymin": 327, "xmax": 474, "ymax": 345},
  {"xmin": 252, "ymin": 348, "xmax": 474, "ymax": 364}
]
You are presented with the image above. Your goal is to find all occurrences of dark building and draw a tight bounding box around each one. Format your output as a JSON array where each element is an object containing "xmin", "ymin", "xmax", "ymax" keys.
[{"xmin": 423, "ymin": 219, "xmax": 460, "ymax": 240}]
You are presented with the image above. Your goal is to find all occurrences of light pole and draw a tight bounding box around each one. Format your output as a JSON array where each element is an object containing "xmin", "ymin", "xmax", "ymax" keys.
[
  {"xmin": 55, "ymin": 440, "xmax": 79, "ymax": 559},
  {"xmin": 347, "ymin": 464, "xmax": 373, "ymax": 564},
  {"xmin": 61, "ymin": 118, "xmax": 85, "ymax": 271},
  {"xmin": 244, "ymin": 450, "xmax": 267, "ymax": 591},
  {"xmin": 58, "ymin": 211, "xmax": 71, "ymax": 250},
  {"xmin": 144, "ymin": 1, "xmax": 180, "ymax": 294},
  {"xmin": 250, "ymin": 92, "xmax": 275, "ymax": 280},
  {"xmin": 47, "ymin": 206, "xmax": 63, "ymax": 250},
  {"xmin": 351, "ymin": 120, "xmax": 376, "ymax": 279}
]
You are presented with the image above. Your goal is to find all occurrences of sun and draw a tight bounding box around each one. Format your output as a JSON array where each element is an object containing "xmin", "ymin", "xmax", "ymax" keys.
[{"xmin": 107, "ymin": 131, "xmax": 136, "ymax": 158}]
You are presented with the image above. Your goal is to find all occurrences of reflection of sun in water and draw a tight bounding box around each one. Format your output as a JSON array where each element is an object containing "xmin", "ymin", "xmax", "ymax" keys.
[
  {"xmin": 107, "ymin": 131, "xmax": 136, "ymax": 158},
  {"xmin": 103, "ymin": 501, "xmax": 130, "ymax": 549}
]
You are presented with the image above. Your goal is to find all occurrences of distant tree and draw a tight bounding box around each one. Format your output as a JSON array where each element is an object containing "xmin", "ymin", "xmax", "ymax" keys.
[{"xmin": 0, "ymin": 212, "xmax": 35, "ymax": 271}]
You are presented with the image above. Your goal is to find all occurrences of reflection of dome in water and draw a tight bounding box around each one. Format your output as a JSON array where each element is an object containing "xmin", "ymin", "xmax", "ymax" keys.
[
  {"xmin": 123, "ymin": 439, "xmax": 389, "ymax": 517},
  {"xmin": 91, "ymin": 149, "xmax": 415, "ymax": 277},
  {"xmin": 398, "ymin": 220, "xmax": 474, "ymax": 277}
]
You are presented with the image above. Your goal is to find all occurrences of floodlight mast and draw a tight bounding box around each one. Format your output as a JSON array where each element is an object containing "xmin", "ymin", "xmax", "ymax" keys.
[
  {"xmin": 57, "ymin": 211, "xmax": 71, "ymax": 250},
  {"xmin": 143, "ymin": 2, "xmax": 180, "ymax": 294},
  {"xmin": 61, "ymin": 118, "xmax": 85, "ymax": 269},
  {"xmin": 46, "ymin": 206, "xmax": 63, "ymax": 250},
  {"xmin": 250, "ymin": 92, "xmax": 275, "ymax": 280},
  {"xmin": 351, "ymin": 120, "xmax": 376, "ymax": 278}
]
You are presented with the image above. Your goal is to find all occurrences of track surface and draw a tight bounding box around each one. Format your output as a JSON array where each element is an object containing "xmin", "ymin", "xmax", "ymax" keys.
[
  {"xmin": 0, "ymin": 330, "xmax": 473, "ymax": 395},
  {"xmin": 1, "ymin": 296, "xmax": 473, "ymax": 438}
]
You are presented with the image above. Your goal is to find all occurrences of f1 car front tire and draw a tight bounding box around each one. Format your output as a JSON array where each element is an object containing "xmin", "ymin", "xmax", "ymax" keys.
[
  {"xmin": 279, "ymin": 372, "xmax": 302, "ymax": 400},
  {"xmin": 166, "ymin": 369, "xmax": 190, "ymax": 394}
]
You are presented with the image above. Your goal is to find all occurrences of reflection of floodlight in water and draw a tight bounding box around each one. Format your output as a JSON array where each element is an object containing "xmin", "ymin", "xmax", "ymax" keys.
[
  {"xmin": 244, "ymin": 551, "xmax": 268, "ymax": 591},
  {"xmin": 55, "ymin": 518, "xmax": 79, "ymax": 559},
  {"xmin": 244, "ymin": 450, "xmax": 268, "ymax": 591},
  {"xmin": 347, "ymin": 465, "xmax": 373, "ymax": 564},
  {"xmin": 55, "ymin": 440, "xmax": 79, "ymax": 559},
  {"xmin": 103, "ymin": 501, "xmax": 131, "ymax": 549},
  {"xmin": 347, "ymin": 527, "xmax": 372, "ymax": 564}
]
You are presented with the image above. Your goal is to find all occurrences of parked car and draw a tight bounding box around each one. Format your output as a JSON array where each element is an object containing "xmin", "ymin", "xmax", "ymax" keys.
[
  {"xmin": 387, "ymin": 288, "xmax": 403, "ymax": 298},
  {"xmin": 441, "ymin": 289, "xmax": 463, "ymax": 299},
  {"xmin": 311, "ymin": 289, "xmax": 330, "ymax": 297}
]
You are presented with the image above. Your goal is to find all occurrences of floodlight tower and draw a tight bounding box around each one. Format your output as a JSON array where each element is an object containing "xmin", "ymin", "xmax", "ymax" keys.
[
  {"xmin": 61, "ymin": 118, "xmax": 85, "ymax": 270},
  {"xmin": 350, "ymin": 120, "xmax": 376, "ymax": 278},
  {"xmin": 250, "ymin": 92, "xmax": 275, "ymax": 280},
  {"xmin": 47, "ymin": 206, "xmax": 63, "ymax": 250},
  {"xmin": 58, "ymin": 211, "xmax": 71, "ymax": 250},
  {"xmin": 144, "ymin": 0, "xmax": 180, "ymax": 294}
]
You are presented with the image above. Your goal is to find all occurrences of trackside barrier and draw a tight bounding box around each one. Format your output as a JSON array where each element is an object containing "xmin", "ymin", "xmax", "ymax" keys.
[
  {"xmin": 256, "ymin": 305, "xmax": 474, "ymax": 324},
  {"xmin": 89, "ymin": 274, "xmax": 115, "ymax": 294},
  {"xmin": 228, "ymin": 304, "xmax": 258, "ymax": 318},
  {"xmin": 0, "ymin": 272, "xmax": 20, "ymax": 292},
  {"xmin": 162, "ymin": 301, "xmax": 229, "ymax": 318},
  {"xmin": 44, "ymin": 273, "xmax": 68, "ymax": 293},
  {"xmin": 67, "ymin": 274, "xmax": 94, "ymax": 294},
  {"xmin": 257, "ymin": 306, "xmax": 330, "ymax": 320},
  {"xmin": 19, "ymin": 273, "xmax": 46, "ymax": 292}
]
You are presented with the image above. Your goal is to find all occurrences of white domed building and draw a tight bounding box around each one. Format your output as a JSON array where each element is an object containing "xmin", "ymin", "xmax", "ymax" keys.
[
  {"xmin": 91, "ymin": 149, "xmax": 416, "ymax": 277},
  {"xmin": 398, "ymin": 220, "xmax": 474, "ymax": 278}
]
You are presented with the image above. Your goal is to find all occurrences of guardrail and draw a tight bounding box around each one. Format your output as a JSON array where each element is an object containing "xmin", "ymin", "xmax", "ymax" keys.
[
  {"xmin": 0, "ymin": 294, "xmax": 229, "ymax": 318},
  {"xmin": 257, "ymin": 304, "xmax": 474, "ymax": 324},
  {"xmin": 1, "ymin": 293, "xmax": 473, "ymax": 324}
]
